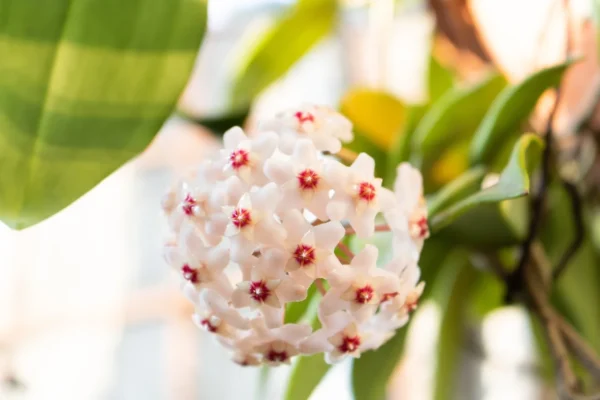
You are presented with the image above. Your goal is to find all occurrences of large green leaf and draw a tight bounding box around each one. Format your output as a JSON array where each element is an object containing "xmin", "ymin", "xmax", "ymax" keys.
[
  {"xmin": 430, "ymin": 133, "xmax": 544, "ymax": 232},
  {"xmin": 411, "ymin": 74, "xmax": 507, "ymax": 169},
  {"xmin": 469, "ymin": 61, "xmax": 573, "ymax": 165},
  {"xmin": 0, "ymin": 0, "xmax": 207, "ymax": 229},
  {"xmin": 351, "ymin": 238, "xmax": 452, "ymax": 400},
  {"xmin": 285, "ymin": 354, "xmax": 331, "ymax": 400},
  {"xmin": 428, "ymin": 56, "xmax": 454, "ymax": 103},
  {"xmin": 231, "ymin": 0, "xmax": 337, "ymax": 109}
]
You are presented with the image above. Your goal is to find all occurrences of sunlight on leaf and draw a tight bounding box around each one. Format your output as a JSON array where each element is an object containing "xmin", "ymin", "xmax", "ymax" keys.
[
  {"xmin": 0, "ymin": 0, "xmax": 208, "ymax": 229},
  {"xmin": 430, "ymin": 133, "xmax": 544, "ymax": 232}
]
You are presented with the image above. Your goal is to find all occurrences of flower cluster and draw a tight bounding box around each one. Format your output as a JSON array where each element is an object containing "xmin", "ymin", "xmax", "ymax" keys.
[{"xmin": 162, "ymin": 104, "xmax": 428, "ymax": 366}]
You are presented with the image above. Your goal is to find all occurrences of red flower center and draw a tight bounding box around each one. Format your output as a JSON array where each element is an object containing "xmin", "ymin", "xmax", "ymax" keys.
[
  {"xmin": 266, "ymin": 350, "xmax": 288, "ymax": 363},
  {"xmin": 231, "ymin": 208, "xmax": 252, "ymax": 228},
  {"xmin": 339, "ymin": 335, "xmax": 361, "ymax": 353},
  {"xmin": 181, "ymin": 264, "xmax": 199, "ymax": 284},
  {"xmin": 293, "ymin": 244, "xmax": 316, "ymax": 266},
  {"xmin": 380, "ymin": 291, "xmax": 399, "ymax": 303},
  {"xmin": 414, "ymin": 216, "xmax": 429, "ymax": 239},
  {"xmin": 249, "ymin": 280, "xmax": 271, "ymax": 303},
  {"xmin": 181, "ymin": 194, "xmax": 196, "ymax": 216},
  {"xmin": 297, "ymin": 169, "xmax": 320, "ymax": 191},
  {"xmin": 229, "ymin": 149, "xmax": 250, "ymax": 170},
  {"xmin": 355, "ymin": 285, "xmax": 374, "ymax": 304},
  {"xmin": 294, "ymin": 111, "xmax": 315, "ymax": 125},
  {"xmin": 357, "ymin": 182, "xmax": 376, "ymax": 202},
  {"xmin": 200, "ymin": 318, "xmax": 218, "ymax": 333}
]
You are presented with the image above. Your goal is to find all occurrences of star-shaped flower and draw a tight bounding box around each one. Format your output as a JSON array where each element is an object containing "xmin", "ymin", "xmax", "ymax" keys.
[
  {"xmin": 325, "ymin": 153, "xmax": 395, "ymax": 238},
  {"xmin": 220, "ymin": 127, "xmax": 278, "ymax": 184}
]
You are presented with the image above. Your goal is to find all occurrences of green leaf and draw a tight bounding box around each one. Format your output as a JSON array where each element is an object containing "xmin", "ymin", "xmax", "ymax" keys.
[
  {"xmin": 411, "ymin": 74, "xmax": 507, "ymax": 169},
  {"xmin": 231, "ymin": 0, "xmax": 337, "ymax": 109},
  {"xmin": 177, "ymin": 108, "xmax": 249, "ymax": 137},
  {"xmin": 352, "ymin": 237, "xmax": 452, "ymax": 400},
  {"xmin": 284, "ymin": 283, "xmax": 319, "ymax": 324},
  {"xmin": 430, "ymin": 133, "xmax": 544, "ymax": 232},
  {"xmin": 340, "ymin": 89, "xmax": 406, "ymax": 150},
  {"xmin": 432, "ymin": 252, "xmax": 475, "ymax": 400},
  {"xmin": 469, "ymin": 61, "xmax": 573, "ymax": 165},
  {"xmin": 428, "ymin": 56, "xmax": 454, "ymax": 103},
  {"xmin": 427, "ymin": 167, "xmax": 487, "ymax": 218},
  {"xmin": 285, "ymin": 354, "xmax": 331, "ymax": 400},
  {"xmin": 0, "ymin": 0, "xmax": 208, "ymax": 229}
]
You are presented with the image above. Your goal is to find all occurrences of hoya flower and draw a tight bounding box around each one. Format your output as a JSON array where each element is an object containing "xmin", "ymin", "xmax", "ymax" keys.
[
  {"xmin": 231, "ymin": 248, "xmax": 309, "ymax": 310},
  {"xmin": 192, "ymin": 290, "xmax": 249, "ymax": 339},
  {"xmin": 162, "ymin": 104, "xmax": 427, "ymax": 367},
  {"xmin": 280, "ymin": 209, "xmax": 345, "ymax": 279},
  {"xmin": 163, "ymin": 233, "xmax": 232, "ymax": 299},
  {"xmin": 320, "ymin": 245, "xmax": 400, "ymax": 322},
  {"xmin": 222, "ymin": 183, "xmax": 286, "ymax": 263},
  {"xmin": 384, "ymin": 163, "xmax": 429, "ymax": 255},
  {"xmin": 220, "ymin": 127, "xmax": 278, "ymax": 184},
  {"xmin": 325, "ymin": 153, "xmax": 395, "ymax": 238},
  {"xmin": 264, "ymin": 139, "xmax": 331, "ymax": 220},
  {"xmin": 260, "ymin": 104, "xmax": 353, "ymax": 154}
]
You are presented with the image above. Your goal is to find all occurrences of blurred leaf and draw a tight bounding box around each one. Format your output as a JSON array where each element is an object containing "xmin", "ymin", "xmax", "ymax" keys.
[
  {"xmin": 467, "ymin": 271, "xmax": 505, "ymax": 321},
  {"xmin": 541, "ymin": 185, "xmax": 600, "ymax": 354},
  {"xmin": 385, "ymin": 105, "xmax": 427, "ymax": 186},
  {"xmin": 430, "ymin": 133, "xmax": 544, "ymax": 232},
  {"xmin": 528, "ymin": 310, "xmax": 555, "ymax": 383},
  {"xmin": 285, "ymin": 353, "xmax": 330, "ymax": 400},
  {"xmin": 428, "ymin": 56, "xmax": 454, "ymax": 103},
  {"xmin": 427, "ymin": 167, "xmax": 487, "ymax": 218},
  {"xmin": 284, "ymin": 283, "xmax": 318, "ymax": 324},
  {"xmin": 231, "ymin": 0, "xmax": 337, "ymax": 109},
  {"xmin": 340, "ymin": 89, "xmax": 406, "ymax": 150},
  {"xmin": 429, "ymin": 139, "xmax": 471, "ymax": 187},
  {"xmin": 0, "ymin": 0, "xmax": 208, "ymax": 229},
  {"xmin": 352, "ymin": 237, "xmax": 452, "ymax": 400},
  {"xmin": 469, "ymin": 61, "xmax": 573, "ymax": 165},
  {"xmin": 256, "ymin": 365, "xmax": 270, "ymax": 400},
  {"xmin": 431, "ymin": 252, "xmax": 475, "ymax": 400},
  {"xmin": 177, "ymin": 108, "xmax": 249, "ymax": 136},
  {"xmin": 411, "ymin": 74, "xmax": 507, "ymax": 169}
]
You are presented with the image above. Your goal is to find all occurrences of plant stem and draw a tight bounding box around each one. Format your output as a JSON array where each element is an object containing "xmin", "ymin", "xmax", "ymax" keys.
[
  {"xmin": 315, "ymin": 279, "xmax": 327, "ymax": 296},
  {"xmin": 345, "ymin": 224, "xmax": 391, "ymax": 235},
  {"xmin": 336, "ymin": 241, "xmax": 354, "ymax": 262}
]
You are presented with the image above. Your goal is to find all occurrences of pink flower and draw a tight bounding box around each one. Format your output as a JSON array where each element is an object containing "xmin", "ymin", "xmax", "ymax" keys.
[
  {"xmin": 320, "ymin": 245, "xmax": 400, "ymax": 322},
  {"xmin": 280, "ymin": 209, "xmax": 345, "ymax": 279},
  {"xmin": 260, "ymin": 105, "xmax": 353, "ymax": 154},
  {"xmin": 264, "ymin": 139, "xmax": 331, "ymax": 220},
  {"xmin": 325, "ymin": 153, "xmax": 395, "ymax": 238},
  {"xmin": 220, "ymin": 127, "xmax": 278, "ymax": 184}
]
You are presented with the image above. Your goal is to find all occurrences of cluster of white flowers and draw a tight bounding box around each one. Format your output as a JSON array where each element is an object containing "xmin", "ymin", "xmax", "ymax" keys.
[{"xmin": 162, "ymin": 104, "xmax": 428, "ymax": 366}]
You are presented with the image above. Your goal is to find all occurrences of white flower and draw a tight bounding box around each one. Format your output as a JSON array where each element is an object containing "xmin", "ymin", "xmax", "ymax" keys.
[
  {"xmin": 163, "ymin": 233, "xmax": 232, "ymax": 299},
  {"xmin": 162, "ymin": 104, "xmax": 426, "ymax": 367},
  {"xmin": 231, "ymin": 248, "xmax": 309, "ymax": 310},
  {"xmin": 222, "ymin": 183, "xmax": 286, "ymax": 263},
  {"xmin": 325, "ymin": 153, "xmax": 395, "ymax": 238},
  {"xmin": 320, "ymin": 245, "xmax": 400, "ymax": 322},
  {"xmin": 260, "ymin": 104, "xmax": 353, "ymax": 154},
  {"xmin": 264, "ymin": 139, "xmax": 331, "ymax": 220},
  {"xmin": 220, "ymin": 127, "xmax": 278, "ymax": 184},
  {"xmin": 384, "ymin": 163, "xmax": 429, "ymax": 255},
  {"xmin": 280, "ymin": 209, "xmax": 345, "ymax": 279}
]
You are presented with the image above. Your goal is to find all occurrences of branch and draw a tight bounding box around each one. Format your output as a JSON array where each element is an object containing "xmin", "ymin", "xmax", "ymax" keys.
[
  {"xmin": 506, "ymin": 88, "xmax": 561, "ymax": 301},
  {"xmin": 336, "ymin": 242, "xmax": 354, "ymax": 262},
  {"xmin": 553, "ymin": 180, "xmax": 585, "ymax": 280},
  {"xmin": 345, "ymin": 224, "xmax": 391, "ymax": 235}
]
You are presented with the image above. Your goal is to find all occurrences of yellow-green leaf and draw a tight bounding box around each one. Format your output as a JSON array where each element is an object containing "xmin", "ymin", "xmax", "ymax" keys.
[
  {"xmin": 285, "ymin": 354, "xmax": 331, "ymax": 400},
  {"xmin": 340, "ymin": 89, "xmax": 406, "ymax": 150},
  {"xmin": 0, "ymin": 0, "xmax": 208, "ymax": 228},
  {"xmin": 430, "ymin": 133, "xmax": 544, "ymax": 232}
]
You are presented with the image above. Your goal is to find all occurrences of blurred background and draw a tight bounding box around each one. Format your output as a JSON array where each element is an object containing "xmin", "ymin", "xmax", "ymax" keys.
[{"xmin": 1, "ymin": 0, "xmax": 598, "ymax": 399}]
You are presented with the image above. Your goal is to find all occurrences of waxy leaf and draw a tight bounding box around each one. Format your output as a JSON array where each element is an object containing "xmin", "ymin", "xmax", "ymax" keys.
[
  {"xmin": 430, "ymin": 133, "xmax": 544, "ymax": 232},
  {"xmin": 470, "ymin": 61, "xmax": 573, "ymax": 165},
  {"xmin": 285, "ymin": 353, "xmax": 331, "ymax": 400},
  {"xmin": 427, "ymin": 167, "xmax": 487, "ymax": 218},
  {"xmin": 0, "ymin": 0, "xmax": 208, "ymax": 228}
]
